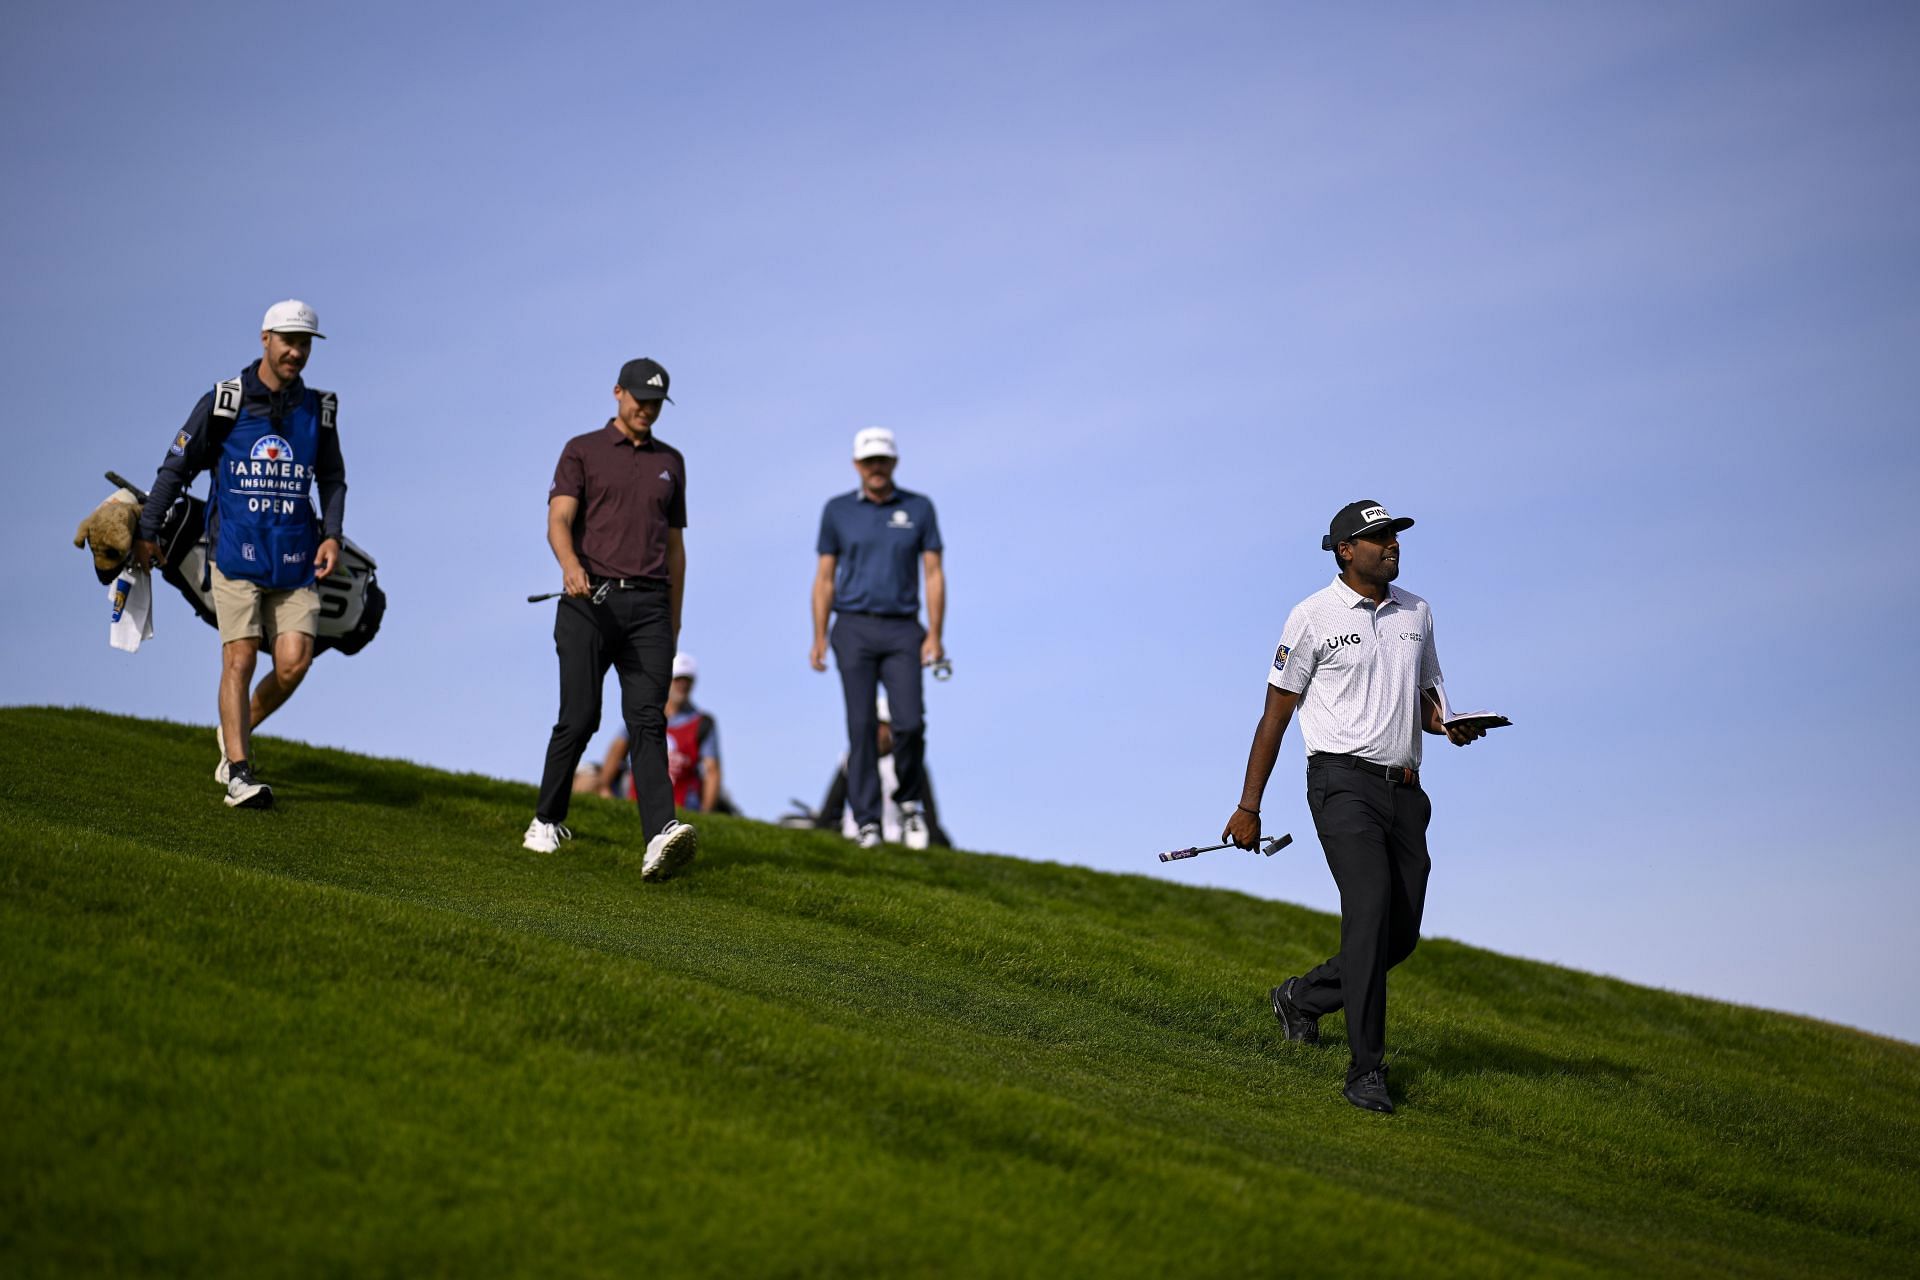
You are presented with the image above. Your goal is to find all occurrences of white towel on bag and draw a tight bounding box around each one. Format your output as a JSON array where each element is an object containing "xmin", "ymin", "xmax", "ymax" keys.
[{"xmin": 109, "ymin": 567, "xmax": 154, "ymax": 652}]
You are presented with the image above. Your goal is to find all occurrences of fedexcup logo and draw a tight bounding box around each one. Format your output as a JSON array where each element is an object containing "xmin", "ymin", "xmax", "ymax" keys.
[{"xmin": 251, "ymin": 435, "xmax": 295, "ymax": 463}]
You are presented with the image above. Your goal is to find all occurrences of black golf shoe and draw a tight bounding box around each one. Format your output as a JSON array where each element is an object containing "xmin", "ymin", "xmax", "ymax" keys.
[
  {"xmin": 1270, "ymin": 977, "xmax": 1320, "ymax": 1044},
  {"xmin": 1342, "ymin": 1068, "xmax": 1393, "ymax": 1114}
]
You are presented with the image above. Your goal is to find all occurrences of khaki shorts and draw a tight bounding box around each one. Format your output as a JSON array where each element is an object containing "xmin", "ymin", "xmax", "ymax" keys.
[{"xmin": 211, "ymin": 565, "xmax": 320, "ymax": 645}]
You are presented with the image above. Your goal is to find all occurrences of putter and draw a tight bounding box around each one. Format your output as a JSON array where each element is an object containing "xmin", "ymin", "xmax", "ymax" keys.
[
  {"xmin": 528, "ymin": 582, "xmax": 611, "ymax": 605},
  {"xmin": 1158, "ymin": 833, "xmax": 1293, "ymax": 863}
]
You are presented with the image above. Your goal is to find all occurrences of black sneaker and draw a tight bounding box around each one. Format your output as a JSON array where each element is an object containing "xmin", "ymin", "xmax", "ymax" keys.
[
  {"xmin": 1342, "ymin": 1067, "xmax": 1393, "ymax": 1114},
  {"xmin": 224, "ymin": 764, "xmax": 273, "ymax": 810},
  {"xmin": 1270, "ymin": 977, "xmax": 1320, "ymax": 1044}
]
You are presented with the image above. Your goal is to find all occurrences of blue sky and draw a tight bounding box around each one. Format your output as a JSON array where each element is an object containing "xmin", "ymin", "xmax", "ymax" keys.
[{"xmin": 4, "ymin": 2, "xmax": 1917, "ymax": 1042}]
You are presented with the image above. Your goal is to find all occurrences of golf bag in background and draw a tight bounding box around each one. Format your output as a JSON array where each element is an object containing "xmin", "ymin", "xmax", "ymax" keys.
[{"xmin": 155, "ymin": 491, "xmax": 386, "ymax": 656}]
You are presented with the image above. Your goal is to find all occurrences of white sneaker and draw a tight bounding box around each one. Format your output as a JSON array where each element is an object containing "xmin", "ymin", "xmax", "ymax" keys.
[
  {"xmin": 214, "ymin": 725, "xmax": 230, "ymax": 785},
  {"xmin": 224, "ymin": 768, "xmax": 272, "ymax": 810},
  {"xmin": 523, "ymin": 818, "xmax": 571, "ymax": 854},
  {"xmin": 642, "ymin": 819, "xmax": 699, "ymax": 881},
  {"xmin": 901, "ymin": 802, "xmax": 930, "ymax": 851},
  {"xmin": 855, "ymin": 822, "xmax": 882, "ymax": 849}
]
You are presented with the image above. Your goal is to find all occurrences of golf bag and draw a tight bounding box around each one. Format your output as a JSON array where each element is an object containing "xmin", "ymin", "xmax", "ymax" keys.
[{"xmin": 155, "ymin": 490, "xmax": 386, "ymax": 656}]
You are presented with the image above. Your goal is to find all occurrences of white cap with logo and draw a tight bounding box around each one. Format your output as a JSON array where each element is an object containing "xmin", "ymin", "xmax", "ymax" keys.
[
  {"xmin": 671, "ymin": 652, "xmax": 698, "ymax": 681},
  {"xmin": 261, "ymin": 299, "xmax": 325, "ymax": 338},
  {"xmin": 853, "ymin": 427, "xmax": 897, "ymax": 460}
]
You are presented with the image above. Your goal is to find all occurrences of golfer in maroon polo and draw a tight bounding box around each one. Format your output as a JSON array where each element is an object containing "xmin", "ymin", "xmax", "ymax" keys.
[{"xmin": 524, "ymin": 357, "xmax": 698, "ymax": 881}]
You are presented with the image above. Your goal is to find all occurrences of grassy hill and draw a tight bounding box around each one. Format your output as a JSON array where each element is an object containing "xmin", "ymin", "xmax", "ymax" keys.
[{"xmin": 2, "ymin": 707, "xmax": 1915, "ymax": 1278}]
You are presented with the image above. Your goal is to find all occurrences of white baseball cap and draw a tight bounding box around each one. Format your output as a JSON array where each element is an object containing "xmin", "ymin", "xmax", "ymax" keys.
[
  {"xmin": 671, "ymin": 652, "xmax": 698, "ymax": 681},
  {"xmin": 261, "ymin": 299, "xmax": 325, "ymax": 338},
  {"xmin": 853, "ymin": 427, "xmax": 897, "ymax": 460}
]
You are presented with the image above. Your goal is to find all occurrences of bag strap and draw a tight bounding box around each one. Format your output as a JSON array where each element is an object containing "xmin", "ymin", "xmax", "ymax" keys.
[{"xmin": 199, "ymin": 376, "xmax": 245, "ymax": 590}]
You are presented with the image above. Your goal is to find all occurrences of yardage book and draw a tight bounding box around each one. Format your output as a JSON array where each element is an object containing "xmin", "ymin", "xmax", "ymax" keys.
[{"xmin": 1435, "ymin": 683, "xmax": 1512, "ymax": 732}]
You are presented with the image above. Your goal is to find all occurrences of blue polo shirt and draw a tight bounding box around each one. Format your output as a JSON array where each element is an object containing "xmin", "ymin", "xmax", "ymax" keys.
[{"xmin": 817, "ymin": 487, "xmax": 943, "ymax": 616}]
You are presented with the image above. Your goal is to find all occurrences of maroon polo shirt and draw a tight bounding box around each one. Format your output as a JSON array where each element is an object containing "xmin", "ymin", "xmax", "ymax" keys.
[{"xmin": 548, "ymin": 421, "xmax": 687, "ymax": 580}]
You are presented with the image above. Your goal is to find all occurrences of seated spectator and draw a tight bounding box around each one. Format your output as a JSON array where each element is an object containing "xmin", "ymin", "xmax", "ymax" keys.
[{"xmin": 599, "ymin": 652, "xmax": 735, "ymax": 814}]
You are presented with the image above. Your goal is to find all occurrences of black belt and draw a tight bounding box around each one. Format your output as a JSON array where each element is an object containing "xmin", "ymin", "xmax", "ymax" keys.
[
  {"xmin": 588, "ymin": 575, "xmax": 667, "ymax": 592},
  {"xmin": 1310, "ymin": 753, "xmax": 1419, "ymax": 787}
]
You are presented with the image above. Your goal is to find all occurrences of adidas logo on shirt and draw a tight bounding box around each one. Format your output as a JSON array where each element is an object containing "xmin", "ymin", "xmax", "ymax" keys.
[{"xmin": 659, "ymin": 470, "xmax": 673, "ymax": 482}]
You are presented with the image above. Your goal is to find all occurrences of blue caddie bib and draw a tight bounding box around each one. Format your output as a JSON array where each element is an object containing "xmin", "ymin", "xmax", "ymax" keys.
[{"xmin": 209, "ymin": 378, "xmax": 329, "ymax": 589}]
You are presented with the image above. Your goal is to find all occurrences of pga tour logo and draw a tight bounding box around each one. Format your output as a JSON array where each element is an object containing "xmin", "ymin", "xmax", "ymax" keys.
[
  {"xmin": 242, "ymin": 543, "xmax": 257, "ymax": 563},
  {"xmin": 251, "ymin": 435, "xmax": 295, "ymax": 463}
]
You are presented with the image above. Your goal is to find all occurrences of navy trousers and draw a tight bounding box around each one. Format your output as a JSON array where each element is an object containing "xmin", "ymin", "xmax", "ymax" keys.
[
  {"xmin": 830, "ymin": 611, "xmax": 927, "ymax": 828},
  {"xmin": 1292, "ymin": 758, "xmax": 1432, "ymax": 1082},
  {"xmin": 535, "ymin": 585, "xmax": 674, "ymax": 839}
]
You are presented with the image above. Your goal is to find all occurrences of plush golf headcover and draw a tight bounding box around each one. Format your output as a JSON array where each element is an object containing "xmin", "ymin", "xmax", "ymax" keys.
[{"xmin": 75, "ymin": 490, "xmax": 141, "ymax": 583}]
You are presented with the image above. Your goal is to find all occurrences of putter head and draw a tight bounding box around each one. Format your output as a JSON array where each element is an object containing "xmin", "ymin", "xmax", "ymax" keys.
[{"xmin": 1258, "ymin": 833, "xmax": 1294, "ymax": 856}]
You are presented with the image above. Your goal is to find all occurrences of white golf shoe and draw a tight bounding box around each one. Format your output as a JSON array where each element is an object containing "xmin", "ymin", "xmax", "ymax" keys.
[
  {"xmin": 642, "ymin": 819, "xmax": 699, "ymax": 882},
  {"xmin": 522, "ymin": 818, "xmax": 571, "ymax": 854},
  {"xmin": 855, "ymin": 822, "xmax": 882, "ymax": 849},
  {"xmin": 900, "ymin": 802, "xmax": 930, "ymax": 851},
  {"xmin": 224, "ymin": 767, "xmax": 272, "ymax": 810}
]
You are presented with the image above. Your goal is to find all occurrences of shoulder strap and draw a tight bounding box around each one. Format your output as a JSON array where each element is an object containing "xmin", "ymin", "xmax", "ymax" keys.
[
  {"xmin": 317, "ymin": 390, "xmax": 337, "ymax": 430},
  {"xmin": 211, "ymin": 377, "xmax": 243, "ymax": 424},
  {"xmin": 199, "ymin": 377, "xmax": 246, "ymax": 570},
  {"xmin": 203, "ymin": 377, "xmax": 244, "ymax": 453}
]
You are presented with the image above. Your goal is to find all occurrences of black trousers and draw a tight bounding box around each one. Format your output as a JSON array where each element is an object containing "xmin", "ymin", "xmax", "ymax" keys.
[
  {"xmin": 1292, "ymin": 758, "xmax": 1432, "ymax": 1082},
  {"xmin": 830, "ymin": 612, "xmax": 927, "ymax": 828},
  {"xmin": 534, "ymin": 586, "xmax": 674, "ymax": 838}
]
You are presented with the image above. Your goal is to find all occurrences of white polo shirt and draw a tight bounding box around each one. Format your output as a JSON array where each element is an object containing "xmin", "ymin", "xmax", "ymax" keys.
[{"xmin": 1267, "ymin": 577, "xmax": 1443, "ymax": 769}]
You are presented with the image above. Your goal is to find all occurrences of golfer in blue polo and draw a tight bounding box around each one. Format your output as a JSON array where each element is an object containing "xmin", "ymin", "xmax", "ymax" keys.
[{"xmin": 809, "ymin": 427, "xmax": 946, "ymax": 850}]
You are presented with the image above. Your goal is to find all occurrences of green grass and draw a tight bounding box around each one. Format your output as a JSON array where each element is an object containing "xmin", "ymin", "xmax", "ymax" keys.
[{"xmin": 1, "ymin": 707, "xmax": 1915, "ymax": 1278}]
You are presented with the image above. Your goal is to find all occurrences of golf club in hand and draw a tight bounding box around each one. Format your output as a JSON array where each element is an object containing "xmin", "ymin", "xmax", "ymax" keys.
[{"xmin": 1158, "ymin": 833, "xmax": 1292, "ymax": 863}]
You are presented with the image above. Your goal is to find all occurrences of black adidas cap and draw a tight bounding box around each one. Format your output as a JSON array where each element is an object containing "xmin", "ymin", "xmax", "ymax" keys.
[{"xmin": 617, "ymin": 357, "xmax": 674, "ymax": 404}]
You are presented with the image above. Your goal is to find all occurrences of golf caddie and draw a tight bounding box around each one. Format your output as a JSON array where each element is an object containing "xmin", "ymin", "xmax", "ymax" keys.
[
  {"xmin": 1222, "ymin": 501, "xmax": 1486, "ymax": 1114},
  {"xmin": 524, "ymin": 357, "xmax": 699, "ymax": 883},
  {"xmin": 131, "ymin": 300, "xmax": 347, "ymax": 811},
  {"xmin": 809, "ymin": 427, "xmax": 945, "ymax": 850}
]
